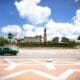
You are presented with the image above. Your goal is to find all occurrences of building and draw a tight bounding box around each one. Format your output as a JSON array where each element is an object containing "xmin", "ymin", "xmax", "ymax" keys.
[
  {"xmin": 22, "ymin": 28, "xmax": 47, "ymax": 43},
  {"xmin": 23, "ymin": 35, "xmax": 42, "ymax": 43}
]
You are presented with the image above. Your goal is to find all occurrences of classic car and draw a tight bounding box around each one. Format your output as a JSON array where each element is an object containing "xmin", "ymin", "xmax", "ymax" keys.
[{"xmin": 0, "ymin": 47, "xmax": 18, "ymax": 56}]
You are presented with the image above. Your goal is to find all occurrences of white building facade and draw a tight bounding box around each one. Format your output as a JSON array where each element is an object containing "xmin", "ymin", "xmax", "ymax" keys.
[{"xmin": 23, "ymin": 36, "xmax": 42, "ymax": 42}]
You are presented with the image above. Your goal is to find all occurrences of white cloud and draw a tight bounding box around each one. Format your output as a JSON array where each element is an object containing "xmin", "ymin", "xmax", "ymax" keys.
[
  {"xmin": 1, "ymin": 25, "xmax": 23, "ymax": 39},
  {"xmin": 23, "ymin": 24, "xmax": 35, "ymax": 30},
  {"xmin": 74, "ymin": 0, "xmax": 79, "ymax": 2},
  {"xmin": 45, "ymin": 19, "xmax": 80, "ymax": 40},
  {"xmin": 15, "ymin": 0, "xmax": 51, "ymax": 25},
  {"xmin": 1, "ymin": 25, "xmax": 22, "ymax": 34},
  {"xmin": 35, "ymin": 27, "xmax": 44, "ymax": 36},
  {"xmin": 22, "ymin": 24, "xmax": 44, "ymax": 37},
  {"xmin": 23, "ymin": 30, "xmax": 36, "ymax": 37},
  {"xmin": 23, "ymin": 24, "xmax": 36, "ymax": 37},
  {"xmin": 73, "ymin": 9, "xmax": 80, "ymax": 26}
]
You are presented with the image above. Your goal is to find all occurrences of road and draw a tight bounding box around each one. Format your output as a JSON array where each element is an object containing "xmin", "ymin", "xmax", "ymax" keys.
[{"xmin": 0, "ymin": 48, "xmax": 80, "ymax": 60}]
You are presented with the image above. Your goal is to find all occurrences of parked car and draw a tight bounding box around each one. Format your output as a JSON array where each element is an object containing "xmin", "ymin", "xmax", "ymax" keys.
[{"xmin": 0, "ymin": 47, "xmax": 18, "ymax": 56}]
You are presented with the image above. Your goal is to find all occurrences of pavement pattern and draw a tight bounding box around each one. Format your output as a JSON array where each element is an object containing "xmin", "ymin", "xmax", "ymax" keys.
[{"xmin": 0, "ymin": 58, "xmax": 80, "ymax": 80}]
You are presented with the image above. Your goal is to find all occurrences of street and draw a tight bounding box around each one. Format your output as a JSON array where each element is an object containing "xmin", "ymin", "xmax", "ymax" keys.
[{"xmin": 0, "ymin": 48, "xmax": 80, "ymax": 60}]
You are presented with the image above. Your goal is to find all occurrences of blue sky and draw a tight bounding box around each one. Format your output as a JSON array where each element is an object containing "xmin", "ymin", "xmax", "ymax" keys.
[
  {"xmin": 40, "ymin": 0, "xmax": 80, "ymax": 22},
  {"xmin": 0, "ymin": 0, "xmax": 26, "ymax": 26},
  {"xmin": 0, "ymin": 0, "xmax": 80, "ymax": 40}
]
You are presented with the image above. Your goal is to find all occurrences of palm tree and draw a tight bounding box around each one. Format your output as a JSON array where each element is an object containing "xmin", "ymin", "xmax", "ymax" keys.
[{"xmin": 7, "ymin": 32, "xmax": 14, "ymax": 45}]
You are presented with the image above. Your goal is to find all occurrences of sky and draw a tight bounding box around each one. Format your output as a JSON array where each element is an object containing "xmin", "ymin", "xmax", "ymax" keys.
[{"xmin": 0, "ymin": 0, "xmax": 80, "ymax": 40}]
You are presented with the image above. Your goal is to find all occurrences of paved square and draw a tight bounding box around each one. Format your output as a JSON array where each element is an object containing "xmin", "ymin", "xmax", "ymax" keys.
[{"xmin": 0, "ymin": 59, "xmax": 80, "ymax": 80}]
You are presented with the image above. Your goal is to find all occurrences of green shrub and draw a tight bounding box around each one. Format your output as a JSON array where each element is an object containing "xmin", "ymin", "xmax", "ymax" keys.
[{"xmin": 17, "ymin": 41, "xmax": 76, "ymax": 48}]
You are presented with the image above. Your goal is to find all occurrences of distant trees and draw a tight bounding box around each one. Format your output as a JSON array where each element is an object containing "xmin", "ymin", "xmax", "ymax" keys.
[
  {"xmin": 61, "ymin": 37, "xmax": 70, "ymax": 43},
  {"xmin": 0, "ymin": 36, "xmax": 8, "ymax": 46},
  {"xmin": 52, "ymin": 37, "xmax": 71, "ymax": 43},
  {"xmin": 52, "ymin": 37, "xmax": 59, "ymax": 43},
  {"xmin": 77, "ymin": 36, "xmax": 80, "ymax": 40},
  {"xmin": 7, "ymin": 32, "xmax": 14, "ymax": 44},
  {"xmin": 0, "ymin": 32, "xmax": 16, "ymax": 47}
]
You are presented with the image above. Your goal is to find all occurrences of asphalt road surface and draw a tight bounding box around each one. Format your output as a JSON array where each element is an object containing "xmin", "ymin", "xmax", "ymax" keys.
[{"xmin": 0, "ymin": 48, "xmax": 80, "ymax": 60}]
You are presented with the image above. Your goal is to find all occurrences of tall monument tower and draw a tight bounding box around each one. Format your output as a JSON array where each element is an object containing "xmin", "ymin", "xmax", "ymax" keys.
[{"xmin": 44, "ymin": 28, "xmax": 47, "ymax": 42}]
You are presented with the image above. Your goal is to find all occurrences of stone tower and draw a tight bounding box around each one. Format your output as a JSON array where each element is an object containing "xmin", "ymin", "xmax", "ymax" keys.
[{"xmin": 44, "ymin": 28, "xmax": 47, "ymax": 42}]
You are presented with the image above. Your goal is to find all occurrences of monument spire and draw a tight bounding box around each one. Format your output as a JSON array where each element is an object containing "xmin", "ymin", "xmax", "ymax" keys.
[{"xmin": 44, "ymin": 28, "xmax": 47, "ymax": 42}]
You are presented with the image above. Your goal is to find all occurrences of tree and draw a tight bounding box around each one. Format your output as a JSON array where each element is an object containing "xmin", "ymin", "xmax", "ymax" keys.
[
  {"xmin": 61, "ymin": 37, "xmax": 70, "ymax": 43},
  {"xmin": 52, "ymin": 37, "xmax": 59, "ymax": 43},
  {"xmin": 7, "ymin": 32, "xmax": 14, "ymax": 44},
  {"xmin": 0, "ymin": 36, "xmax": 9, "ymax": 46},
  {"xmin": 77, "ymin": 36, "xmax": 80, "ymax": 40}
]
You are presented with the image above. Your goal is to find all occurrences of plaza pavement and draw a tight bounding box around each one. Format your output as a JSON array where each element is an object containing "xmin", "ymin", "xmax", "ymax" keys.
[{"xmin": 0, "ymin": 58, "xmax": 80, "ymax": 80}]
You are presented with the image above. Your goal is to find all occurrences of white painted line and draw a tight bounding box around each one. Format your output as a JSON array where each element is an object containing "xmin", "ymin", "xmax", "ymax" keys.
[
  {"xmin": 4, "ymin": 63, "xmax": 17, "ymax": 71},
  {"xmin": 1, "ymin": 59, "xmax": 80, "ymax": 71},
  {"xmin": 45, "ymin": 62, "xmax": 56, "ymax": 70},
  {"xmin": 3, "ymin": 58, "xmax": 17, "ymax": 71},
  {"xmin": 0, "ymin": 63, "xmax": 80, "ymax": 65},
  {"xmin": 2, "ymin": 69, "xmax": 57, "ymax": 80},
  {"xmin": 58, "ymin": 69, "xmax": 80, "ymax": 80}
]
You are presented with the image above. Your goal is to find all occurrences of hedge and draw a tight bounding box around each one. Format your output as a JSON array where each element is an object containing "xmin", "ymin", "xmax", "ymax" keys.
[{"xmin": 17, "ymin": 42, "xmax": 76, "ymax": 48}]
